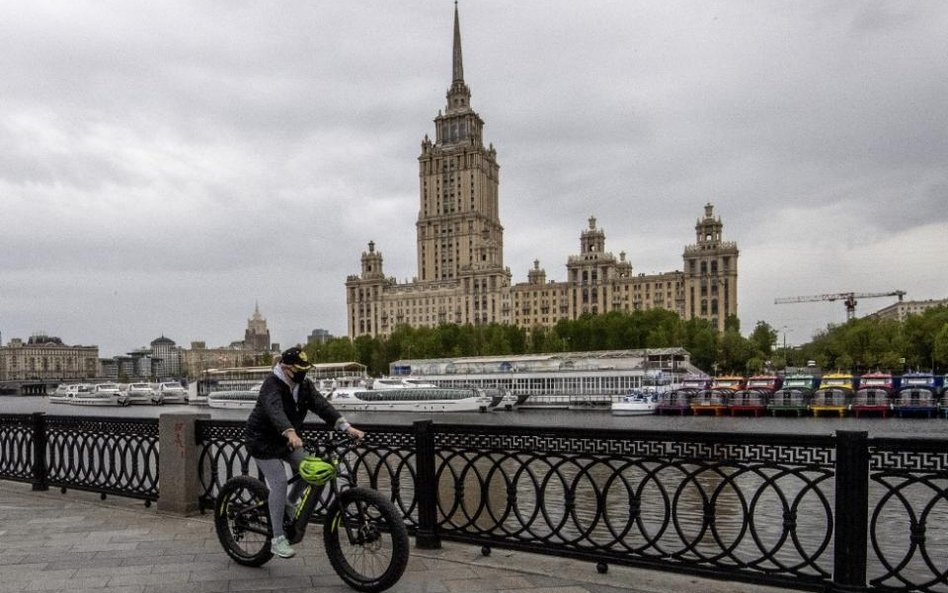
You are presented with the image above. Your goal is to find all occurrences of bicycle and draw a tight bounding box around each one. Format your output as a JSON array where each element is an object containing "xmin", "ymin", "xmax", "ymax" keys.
[{"xmin": 214, "ymin": 433, "xmax": 410, "ymax": 593}]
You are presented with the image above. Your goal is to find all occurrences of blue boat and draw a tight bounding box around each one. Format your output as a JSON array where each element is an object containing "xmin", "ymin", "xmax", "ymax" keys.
[{"xmin": 892, "ymin": 372, "xmax": 940, "ymax": 418}]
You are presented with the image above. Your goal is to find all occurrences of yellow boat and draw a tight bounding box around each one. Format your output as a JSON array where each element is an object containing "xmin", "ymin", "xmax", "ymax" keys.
[{"xmin": 810, "ymin": 372, "xmax": 855, "ymax": 417}]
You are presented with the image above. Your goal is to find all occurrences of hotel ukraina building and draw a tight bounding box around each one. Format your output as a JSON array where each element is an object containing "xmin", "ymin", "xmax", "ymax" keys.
[{"xmin": 346, "ymin": 7, "xmax": 738, "ymax": 339}]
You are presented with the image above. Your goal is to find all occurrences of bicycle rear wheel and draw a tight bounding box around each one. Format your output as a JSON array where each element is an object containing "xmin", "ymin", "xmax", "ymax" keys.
[
  {"xmin": 214, "ymin": 476, "xmax": 274, "ymax": 566},
  {"xmin": 323, "ymin": 487, "xmax": 410, "ymax": 593}
]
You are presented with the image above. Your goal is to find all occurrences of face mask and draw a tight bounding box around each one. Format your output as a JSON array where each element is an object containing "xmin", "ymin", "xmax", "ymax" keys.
[{"xmin": 291, "ymin": 370, "xmax": 308, "ymax": 383}]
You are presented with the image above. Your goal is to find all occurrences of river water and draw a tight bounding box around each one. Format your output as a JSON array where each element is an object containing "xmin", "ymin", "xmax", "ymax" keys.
[{"xmin": 3, "ymin": 396, "xmax": 948, "ymax": 438}]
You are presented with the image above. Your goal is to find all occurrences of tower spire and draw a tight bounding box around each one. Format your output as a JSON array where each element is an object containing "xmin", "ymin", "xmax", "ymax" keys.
[{"xmin": 452, "ymin": 1, "xmax": 464, "ymax": 84}]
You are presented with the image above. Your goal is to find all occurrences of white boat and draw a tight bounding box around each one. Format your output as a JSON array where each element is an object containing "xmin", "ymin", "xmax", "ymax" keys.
[
  {"xmin": 207, "ymin": 382, "xmax": 262, "ymax": 409},
  {"xmin": 372, "ymin": 377, "xmax": 438, "ymax": 389},
  {"xmin": 386, "ymin": 348, "xmax": 696, "ymax": 410},
  {"xmin": 611, "ymin": 390, "xmax": 659, "ymax": 416},
  {"xmin": 154, "ymin": 381, "xmax": 188, "ymax": 405},
  {"xmin": 49, "ymin": 383, "xmax": 81, "ymax": 404},
  {"xmin": 125, "ymin": 382, "xmax": 157, "ymax": 405},
  {"xmin": 68, "ymin": 382, "xmax": 126, "ymax": 406},
  {"xmin": 327, "ymin": 386, "xmax": 493, "ymax": 413}
]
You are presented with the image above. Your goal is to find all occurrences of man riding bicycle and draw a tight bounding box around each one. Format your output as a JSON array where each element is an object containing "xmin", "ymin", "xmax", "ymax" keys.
[{"xmin": 245, "ymin": 346, "xmax": 364, "ymax": 559}]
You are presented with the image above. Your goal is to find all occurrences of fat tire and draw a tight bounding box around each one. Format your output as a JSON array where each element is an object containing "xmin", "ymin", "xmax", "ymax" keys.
[
  {"xmin": 323, "ymin": 487, "xmax": 409, "ymax": 593},
  {"xmin": 214, "ymin": 476, "xmax": 274, "ymax": 566}
]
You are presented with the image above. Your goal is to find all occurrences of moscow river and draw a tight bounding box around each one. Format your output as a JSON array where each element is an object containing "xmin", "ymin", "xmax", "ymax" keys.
[{"xmin": 2, "ymin": 395, "xmax": 948, "ymax": 439}]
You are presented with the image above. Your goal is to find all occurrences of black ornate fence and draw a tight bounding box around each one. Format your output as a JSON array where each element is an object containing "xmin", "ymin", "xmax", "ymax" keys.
[
  {"xmin": 2, "ymin": 412, "xmax": 948, "ymax": 593},
  {"xmin": 0, "ymin": 413, "xmax": 159, "ymax": 502}
]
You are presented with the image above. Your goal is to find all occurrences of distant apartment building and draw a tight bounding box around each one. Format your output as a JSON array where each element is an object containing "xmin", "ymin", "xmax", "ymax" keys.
[
  {"xmin": 308, "ymin": 328, "xmax": 332, "ymax": 344},
  {"xmin": 181, "ymin": 342, "xmax": 256, "ymax": 379},
  {"xmin": 346, "ymin": 6, "xmax": 738, "ymax": 339},
  {"xmin": 869, "ymin": 298, "xmax": 948, "ymax": 322},
  {"xmin": 0, "ymin": 334, "xmax": 99, "ymax": 381}
]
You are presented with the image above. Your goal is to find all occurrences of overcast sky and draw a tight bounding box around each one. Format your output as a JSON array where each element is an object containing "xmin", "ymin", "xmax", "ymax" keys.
[{"xmin": 2, "ymin": 1, "xmax": 946, "ymax": 359}]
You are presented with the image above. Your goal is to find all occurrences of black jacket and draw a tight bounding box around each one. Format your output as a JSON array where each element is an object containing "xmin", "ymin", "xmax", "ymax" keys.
[{"xmin": 245, "ymin": 372, "xmax": 344, "ymax": 459}]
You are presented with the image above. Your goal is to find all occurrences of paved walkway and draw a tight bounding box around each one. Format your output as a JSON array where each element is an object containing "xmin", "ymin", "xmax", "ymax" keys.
[{"xmin": 0, "ymin": 481, "xmax": 787, "ymax": 593}]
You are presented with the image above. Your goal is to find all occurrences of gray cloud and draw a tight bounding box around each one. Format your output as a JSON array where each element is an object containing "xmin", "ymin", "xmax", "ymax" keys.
[{"xmin": 2, "ymin": 0, "xmax": 946, "ymax": 356}]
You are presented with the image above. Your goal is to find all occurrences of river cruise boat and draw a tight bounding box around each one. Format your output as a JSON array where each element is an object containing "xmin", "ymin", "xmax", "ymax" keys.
[
  {"xmin": 710, "ymin": 375, "xmax": 745, "ymax": 391},
  {"xmin": 372, "ymin": 377, "xmax": 438, "ymax": 389},
  {"xmin": 656, "ymin": 388, "xmax": 696, "ymax": 415},
  {"xmin": 611, "ymin": 389, "xmax": 659, "ymax": 416},
  {"xmin": 386, "ymin": 348, "xmax": 696, "ymax": 411},
  {"xmin": 690, "ymin": 388, "xmax": 730, "ymax": 416},
  {"xmin": 326, "ymin": 386, "xmax": 493, "ymax": 413},
  {"xmin": 154, "ymin": 381, "xmax": 188, "ymax": 405},
  {"xmin": 195, "ymin": 361, "xmax": 368, "ymax": 406},
  {"xmin": 851, "ymin": 372, "xmax": 894, "ymax": 418},
  {"xmin": 746, "ymin": 374, "xmax": 782, "ymax": 392},
  {"xmin": 729, "ymin": 374, "xmax": 779, "ymax": 416},
  {"xmin": 49, "ymin": 383, "xmax": 87, "ymax": 404},
  {"xmin": 768, "ymin": 373, "xmax": 818, "ymax": 417},
  {"xmin": 207, "ymin": 382, "xmax": 262, "ymax": 409},
  {"xmin": 56, "ymin": 382, "xmax": 126, "ymax": 406},
  {"xmin": 892, "ymin": 372, "xmax": 940, "ymax": 418},
  {"xmin": 810, "ymin": 372, "xmax": 855, "ymax": 417},
  {"xmin": 124, "ymin": 383, "xmax": 157, "ymax": 405}
]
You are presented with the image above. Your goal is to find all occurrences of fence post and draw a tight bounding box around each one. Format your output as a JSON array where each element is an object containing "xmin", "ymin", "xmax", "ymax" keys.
[
  {"xmin": 157, "ymin": 412, "xmax": 209, "ymax": 515},
  {"xmin": 832, "ymin": 430, "xmax": 869, "ymax": 593},
  {"xmin": 31, "ymin": 412, "xmax": 48, "ymax": 491},
  {"xmin": 413, "ymin": 419, "xmax": 441, "ymax": 549}
]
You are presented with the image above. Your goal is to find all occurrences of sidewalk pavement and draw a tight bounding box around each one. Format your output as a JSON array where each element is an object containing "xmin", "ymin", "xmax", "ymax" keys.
[{"xmin": 0, "ymin": 481, "xmax": 788, "ymax": 593}]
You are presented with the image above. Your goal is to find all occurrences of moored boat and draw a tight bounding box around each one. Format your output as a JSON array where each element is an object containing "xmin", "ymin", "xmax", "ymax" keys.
[
  {"xmin": 690, "ymin": 388, "xmax": 730, "ymax": 416},
  {"xmin": 892, "ymin": 372, "xmax": 939, "ymax": 418},
  {"xmin": 125, "ymin": 383, "xmax": 157, "ymax": 405},
  {"xmin": 385, "ymin": 349, "xmax": 697, "ymax": 411},
  {"xmin": 851, "ymin": 372, "xmax": 894, "ymax": 418},
  {"xmin": 207, "ymin": 382, "xmax": 262, "ymax": 409},
  {"xmin": 154, "ymin": 381, "xmax": 188, "ymax": 405},
  {"xmin": 730, "ymin": 374, "xmax": 778, "ymax": 416},
  {"xmin": 611, "ymin": 389, "xmax": 659, "ymax": 416},
  {"xmin": 769, "ymin": 373, "xmax": 818, "ymax": 417},
  {"xmin": 327, "ymin": 386, "xmax": 493, "ymax": 412},
  {"xmin": 372, "ymin": 377, "xmax": 438, "ymax": 390},
  {"xmin": 810, "ymin": 372, "xmax": 854, "ymax": 417},
  {"xmin": 656, "ymin": 388, "xmax": 696, "ymax": 415},
  {"xmin": 49, "ymin": 383, "xmax": 83, "ymax": 404},
  {"xmin": 69, "ymin": 382, "xmax": 126, "ymax": 406}
]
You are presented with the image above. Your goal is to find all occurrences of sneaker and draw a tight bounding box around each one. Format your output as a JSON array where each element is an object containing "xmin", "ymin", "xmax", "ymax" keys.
[{"xmin": 271, "ymin": 535, "xmax": 296, "ymax": 559}]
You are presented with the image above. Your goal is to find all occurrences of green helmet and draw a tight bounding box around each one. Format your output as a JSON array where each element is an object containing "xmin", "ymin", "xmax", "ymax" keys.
[{"xmin": 299, "ymin": 456, "xmax": 335, "ymax": 485}]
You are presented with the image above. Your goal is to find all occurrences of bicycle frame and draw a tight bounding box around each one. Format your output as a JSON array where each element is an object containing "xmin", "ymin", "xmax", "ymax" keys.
[{"xmin": 283, "ymin": 440, "xmax": 356, "ymax": 545}]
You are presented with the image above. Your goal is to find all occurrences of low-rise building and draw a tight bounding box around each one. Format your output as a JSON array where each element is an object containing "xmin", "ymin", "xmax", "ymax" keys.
[{"xmin": 0, "ymin": 334, "xmax": 99, "ymax": 381}]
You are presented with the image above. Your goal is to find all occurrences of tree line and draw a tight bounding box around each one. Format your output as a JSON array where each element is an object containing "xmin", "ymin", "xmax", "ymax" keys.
[{"xmin": 303, "ymin": 306, "xmax": 948, "ymax": 377}]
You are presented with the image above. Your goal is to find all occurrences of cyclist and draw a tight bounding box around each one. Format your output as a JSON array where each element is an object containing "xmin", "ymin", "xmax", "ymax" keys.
[{"xmin": 245, "ymin": 346, "xmax": 364, "ymax": 559}]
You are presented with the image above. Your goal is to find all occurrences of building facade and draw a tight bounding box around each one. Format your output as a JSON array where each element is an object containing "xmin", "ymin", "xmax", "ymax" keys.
[
  {"xmin": 346, "ymin": 6, "xmax": 738, "ymax": 339},
  {"xmin": 869, "ymin": 298, "xmax": 948, "ymax": 322},
  {"xmin": 244, "ymin": 303, "xmax": 272, "ymax": 352},
  {"xmin": 0, "ymin": 335, "xmax": 99, "ymax": 381}
]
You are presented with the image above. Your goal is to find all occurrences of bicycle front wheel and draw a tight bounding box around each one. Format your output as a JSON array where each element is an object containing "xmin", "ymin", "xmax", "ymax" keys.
[
  {"xmin": 214, "ymin": 475, "xmax": 274, "ymax": 567},
  {"xmin": 323, "ymin": 487, "xmax": 410, "ymax": 593}
]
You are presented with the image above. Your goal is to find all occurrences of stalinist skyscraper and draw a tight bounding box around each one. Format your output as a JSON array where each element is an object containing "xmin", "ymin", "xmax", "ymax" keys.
[{"xmin": 346, "ymin": 5, "xmax": 738, "ymax": 339}]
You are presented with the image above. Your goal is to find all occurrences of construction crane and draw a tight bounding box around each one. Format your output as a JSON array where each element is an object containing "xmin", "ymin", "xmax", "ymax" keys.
[{"xmin": 774, "ymin": 290, "xmax": 906, "ymax": 321}]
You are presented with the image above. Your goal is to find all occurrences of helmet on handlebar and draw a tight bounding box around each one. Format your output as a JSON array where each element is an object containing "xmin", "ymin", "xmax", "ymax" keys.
[{"xmin": 299, "ymin": 456, "xmax": 335, "ymax": 485}]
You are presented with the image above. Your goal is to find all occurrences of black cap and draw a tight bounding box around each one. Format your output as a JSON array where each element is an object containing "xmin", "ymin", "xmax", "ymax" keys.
[{"xmin": 280, "ymin": 347, "xmax": 313, "ymax": 369}]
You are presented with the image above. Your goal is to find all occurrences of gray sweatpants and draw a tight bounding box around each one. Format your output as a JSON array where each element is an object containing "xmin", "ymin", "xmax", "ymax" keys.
[{"xmin": 253, "ymin": 448, "xmax": 306, "ymax": 539}]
